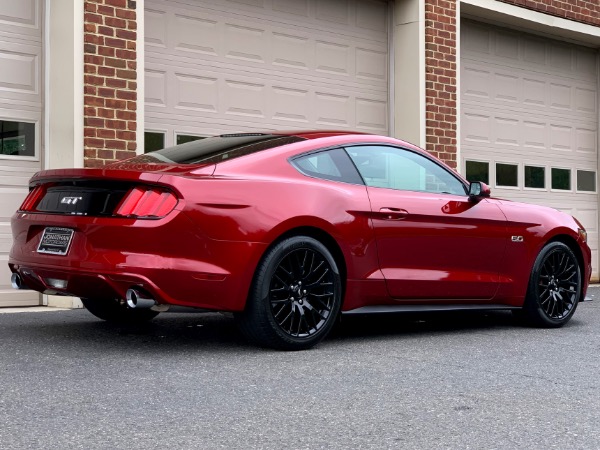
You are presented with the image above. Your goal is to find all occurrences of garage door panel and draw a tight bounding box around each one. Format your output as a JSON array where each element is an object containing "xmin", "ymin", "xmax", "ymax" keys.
[
  {"xmin": 0, "ymin": 41, "xmax": 41, "ymax": 108},
  {"xmin": 0, "ymin": 0, "xmax": 42, "ymax": 40},
  {"xmin": 145, "ymin": 0, "xmax": 388, "ymax": 87},
  {"xmin": 146, "ymin": 18, "xmax": 388, "ymax": 137},
  {"xmin": 0, "ymin": 0, "xmax": 42, "ymax": 307},
  {"xmin": 146, "ymin": 41, "xmax": 387, "ymax": 92},
  {"xmin": 462, "ymin": 20, "xmax": 598, "ymax": 278},
  {"xmin": 462, "ymin": 61, "xmax": 597, "ymax": 121},
  {"xmin": 463, "ymin": 21, "xmax": 595, "ymax": 80},
  {"xmin": 168, "ymin": 0, "xmax": 388, "ymax": 40},
  {"xmin": 463, "ymin": 105, "xmax": 597, "ymax": 164}
]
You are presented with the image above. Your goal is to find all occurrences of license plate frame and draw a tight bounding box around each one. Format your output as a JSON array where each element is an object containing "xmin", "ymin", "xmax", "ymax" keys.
[{"xmin": 37, "ymin": 227, "xmax": 75, "ymax": 256}]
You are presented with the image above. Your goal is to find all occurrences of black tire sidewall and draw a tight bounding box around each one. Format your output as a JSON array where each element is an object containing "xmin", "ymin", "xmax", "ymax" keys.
[
  {"xmin": 524, "ymin": 242, "xmax": 581, "ymax": 327},
  {"xmin": 245, "ymin": 236, "xmax": 342, "ymax": 350}
]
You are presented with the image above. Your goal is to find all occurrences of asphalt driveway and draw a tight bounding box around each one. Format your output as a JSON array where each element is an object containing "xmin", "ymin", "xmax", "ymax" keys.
[{"xmin": 1, "ymin": 288, "xmax": 599, "ymax": 449}]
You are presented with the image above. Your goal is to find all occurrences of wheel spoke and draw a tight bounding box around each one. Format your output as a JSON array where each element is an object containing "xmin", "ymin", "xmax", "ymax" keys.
[
  {"xmin": 274, "ymin": 272, "xmax": 290, "ymax": 287},
  {"xmin": 303, "ymin": 299, "xmax": 328, "ymax": 320},
  {"xmin": 307, "ymin": 268, "xmax": 329, "ymax": 288}
]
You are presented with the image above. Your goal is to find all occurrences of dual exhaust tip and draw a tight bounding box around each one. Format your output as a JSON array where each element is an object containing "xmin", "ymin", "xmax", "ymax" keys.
[
  {"xmin": 11, "ymin": 273, "xmax": 25, "ymax": 290},
  {"xmin": 125, "ymin": 287, "xmax": 156, "ymax": 309}
]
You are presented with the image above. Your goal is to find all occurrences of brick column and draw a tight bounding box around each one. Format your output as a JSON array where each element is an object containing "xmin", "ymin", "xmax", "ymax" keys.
[
  {"xmin": 424, "ymin": 0, "xmax": 458, "ymax": 170},
  {"xmin": 83, "ymin": 0, "xmax": 138, "ymax": 168}
]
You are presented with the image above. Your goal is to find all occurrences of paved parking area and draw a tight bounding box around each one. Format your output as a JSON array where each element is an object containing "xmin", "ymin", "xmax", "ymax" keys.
[{"xmin": 1, "ymin": 288, "xmax": 599, "ymax": 449}]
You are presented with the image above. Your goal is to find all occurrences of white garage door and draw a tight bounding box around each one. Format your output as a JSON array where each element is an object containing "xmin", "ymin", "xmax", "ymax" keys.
[
  {"xmin": 0, "ymin": 1, "xmax": 43, "ymax": 306},
  {"xmin": 144, "ymin": 0, "xmax": 389, "ymax": 148},
  {"xmin": 461, "ymin": 20, "xmax": 599, "ymax": 279}
]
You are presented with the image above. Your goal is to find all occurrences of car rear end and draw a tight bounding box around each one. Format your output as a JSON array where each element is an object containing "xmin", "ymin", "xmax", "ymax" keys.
[{"xmin": 8, "ymin": 167, "xmax": 265, "ymax": 311}]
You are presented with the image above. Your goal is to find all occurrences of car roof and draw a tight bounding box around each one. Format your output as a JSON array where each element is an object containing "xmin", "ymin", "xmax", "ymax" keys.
[
  {"xmin": 219, "ymin": 130, "xmax": 421, "ymax": 152},
  {"xmin": 223, "ymin": 130, "xmax": 372, "ymax": 140}
]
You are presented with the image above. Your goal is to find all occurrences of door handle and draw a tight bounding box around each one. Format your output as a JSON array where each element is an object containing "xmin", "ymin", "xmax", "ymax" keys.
[{"xmin": 379, "ymin": 207, "xmax": 409, "ymax": 220}]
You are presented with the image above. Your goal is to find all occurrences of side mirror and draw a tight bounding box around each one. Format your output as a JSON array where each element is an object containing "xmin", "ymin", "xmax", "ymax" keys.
[{"xmin": 468, "ymin": 181, "xmax": 491, "ymax": 201}]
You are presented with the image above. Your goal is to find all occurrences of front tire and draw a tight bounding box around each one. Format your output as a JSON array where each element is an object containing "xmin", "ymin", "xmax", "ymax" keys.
[
  {"xmin": 81, "ymin": 298, "xmax": 160, "ymax": 324},
  {"xmin": 520, "ymin": 242, "xmax": 582, "ymax": 327},
  {"xmin": 236, "ymin": 236, "xmax": 342, "ymax": 350}
]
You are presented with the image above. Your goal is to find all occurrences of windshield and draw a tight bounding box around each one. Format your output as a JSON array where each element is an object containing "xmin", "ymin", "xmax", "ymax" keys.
[{"xmin": 126, "ymin": 134, "xmax": 305, "ymax": 165}]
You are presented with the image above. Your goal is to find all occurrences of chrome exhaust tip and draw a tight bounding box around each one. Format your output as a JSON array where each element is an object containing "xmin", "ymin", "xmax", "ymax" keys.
[
  {"xmin": 11, "ymin": 273, "xmax": 25, "ymax": 290},
  {"xmin": 125, "ymin": 287, "xmax": 156, "ymax": 309}
]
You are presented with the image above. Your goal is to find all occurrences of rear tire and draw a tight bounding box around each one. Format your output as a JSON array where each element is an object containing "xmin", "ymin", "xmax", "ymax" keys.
[
  {"xmin": 519, "ymin": 242, "xmax": 582, "ymax": 328},
  {"xmin": 236, "ymin": 236, "xmax": 342, "ymax": 350},
  {"xmin": 81, "ymin": 298, "xmax": 159, "ymax": 324}
]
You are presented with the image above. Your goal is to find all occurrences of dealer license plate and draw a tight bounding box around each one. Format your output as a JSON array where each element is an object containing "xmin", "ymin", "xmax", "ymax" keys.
[{"xmin": 37, "ymin": 227, "xmax": 74, "ymax": 256}]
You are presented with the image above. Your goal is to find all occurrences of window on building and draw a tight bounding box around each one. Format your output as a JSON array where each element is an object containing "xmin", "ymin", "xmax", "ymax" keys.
[
  {"xmin": 0, "ymin": 120, "xmax": 35, "ymax": 157},
  {"xmin": 176, "ymin": 134, "xmax": 205, "ymax": 145},
  {"xmin": 496, "ymin": 163, "xmax": 518, "ymax": 187},
  {"xmin": 144, "ymin": 131, "xmax": 165, "ymax": 153},
  {"xmin": 551, "ymin": 168, "xmax": 571, "ymax": 190},
  {"xmin": 465, "ymin": 160, "xmax": 489, "ymax": 184},
  {"xmin": 524, "ymin": 165, "xmax": 545, "ymax": 189},
  {"xmin": 577, "ymin": 170, "xmax": 596, "ymax": 192}
]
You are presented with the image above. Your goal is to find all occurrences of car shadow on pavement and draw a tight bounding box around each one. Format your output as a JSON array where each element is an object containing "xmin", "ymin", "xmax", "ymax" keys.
[
  {"xmin": 333, "ymin": 310, "xmax": 520, "ymax": 339},
  {"xmin": 6, "ymin": 307, "xmax": 583, "ymax": 354}
]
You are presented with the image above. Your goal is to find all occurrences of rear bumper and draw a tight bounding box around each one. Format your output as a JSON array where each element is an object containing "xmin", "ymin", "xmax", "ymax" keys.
[{"xmin": 9, "ymin": 211, "xmax": 267, "ymax": 311}]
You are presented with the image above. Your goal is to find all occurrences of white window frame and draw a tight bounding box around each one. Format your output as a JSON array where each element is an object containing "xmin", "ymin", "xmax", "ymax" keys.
[
  {"xmin": 550, "ymin": 166, "xmax": 573, "ymax": 193},
  {"xmin": 0, "ymin": 113, "xmax": 41, "ymax": 162},
  {"xmin": 523, "ymin": 163, "xmax": 547, "ymax": 191}
]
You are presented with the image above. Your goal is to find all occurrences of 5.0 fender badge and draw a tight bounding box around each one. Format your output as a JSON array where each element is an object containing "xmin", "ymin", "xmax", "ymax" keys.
[{"xmin": 511, "ymin": 236, "xmax": 524, "ymax": 242}]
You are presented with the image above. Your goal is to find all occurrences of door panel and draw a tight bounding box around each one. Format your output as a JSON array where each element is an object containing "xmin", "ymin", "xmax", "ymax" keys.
[
  {"xmin": 344, "ymin": 144, "xmax": 508, "ymax": 301},
  {"xmin": 367, "ymin": 189, "xmax": 508, "ymax": 300}
]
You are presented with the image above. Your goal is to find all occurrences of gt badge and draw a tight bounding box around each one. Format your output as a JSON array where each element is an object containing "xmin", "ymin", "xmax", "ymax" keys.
[{"xmin": 61, "ymin": 196, "xmax": 83, "ymax": 205}]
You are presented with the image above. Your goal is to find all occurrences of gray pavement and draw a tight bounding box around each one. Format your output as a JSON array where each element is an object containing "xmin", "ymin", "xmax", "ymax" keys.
[{"xmin": 1, "ymin": 288, "xmax": 600, "ymax": 449}]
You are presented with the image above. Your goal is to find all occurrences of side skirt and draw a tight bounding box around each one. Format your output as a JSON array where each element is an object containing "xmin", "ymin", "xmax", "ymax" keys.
[{"xmin": 342, "ymin": 304, "xmax": 519, "ymax": 315}]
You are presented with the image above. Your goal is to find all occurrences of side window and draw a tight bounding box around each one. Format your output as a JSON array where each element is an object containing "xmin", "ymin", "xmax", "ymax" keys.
[
  {"xmin": 346, "ymin": 145, "xmax": 467, "ymax": 195},
  {"xmin": 292, "ymin": 148, "xmax": 363, "ymax": 185}
]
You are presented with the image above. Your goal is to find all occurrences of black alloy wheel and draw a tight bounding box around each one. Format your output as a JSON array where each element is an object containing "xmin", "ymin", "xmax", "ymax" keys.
[
  {"xmin": 236, "ymin": 236, "xmax": 342, "ymax": 350},
  {"xmin": 521, "ymin": 242, "xmax": 582, "ymax": 327},
  {"xmin": 269, "ymin": 247, "xmax": 336, "ymax": 338}
]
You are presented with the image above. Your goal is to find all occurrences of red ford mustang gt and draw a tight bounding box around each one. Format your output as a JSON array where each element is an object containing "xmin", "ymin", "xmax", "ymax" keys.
[{"xmin": 9, "ymin": 131, "xmax": 591, "ymax": 349}]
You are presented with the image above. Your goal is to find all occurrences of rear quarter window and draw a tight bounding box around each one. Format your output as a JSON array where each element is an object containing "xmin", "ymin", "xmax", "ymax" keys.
[{"xmin": 292, "ymin": 148, "xmax": 364, "ymax": 185}]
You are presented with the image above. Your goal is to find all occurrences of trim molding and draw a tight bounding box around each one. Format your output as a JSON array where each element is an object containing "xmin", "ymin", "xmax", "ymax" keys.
[{"xmin": 461, "ymin": 0, "xmax": 600, "ymax": 45}]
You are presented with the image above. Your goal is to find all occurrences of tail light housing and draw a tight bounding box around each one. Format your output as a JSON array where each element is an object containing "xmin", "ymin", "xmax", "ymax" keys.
[
  {"xmin": 19, "ymin": 185, "xmax": 45, "ymax": 211},
  {"xmin": 115, "ymin": 186, "xmax": 178, "ymax": 219}
]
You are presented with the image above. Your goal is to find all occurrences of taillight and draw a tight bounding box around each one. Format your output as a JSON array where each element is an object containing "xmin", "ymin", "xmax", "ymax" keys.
[
  {"xmin": 115, "ymin": 186, "xmax": 178, "ymax": 218},
  {"xmin": 19, "ymin": 186, "xmax": 45, "ymax": 211}
]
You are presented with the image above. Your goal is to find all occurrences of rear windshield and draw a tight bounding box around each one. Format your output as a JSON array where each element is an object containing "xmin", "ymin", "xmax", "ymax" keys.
[{"xmin": 127, "ymin": 134, "xmax": 305, "ymax": 165}]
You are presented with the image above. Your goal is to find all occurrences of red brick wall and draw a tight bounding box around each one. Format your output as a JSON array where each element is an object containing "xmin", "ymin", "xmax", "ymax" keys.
[
  {"xmin": 424, "ymin": 0, "xmax": 458, "ymax": 169},
  {"xmin": 497, "ymin": 0, "xmax": 600, "ymax": 27},
  {"xmin": 83, "ymin": 0, "xmax": 137, "ymax": 168}
]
